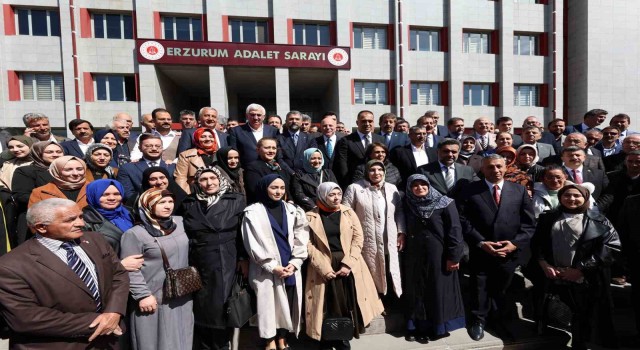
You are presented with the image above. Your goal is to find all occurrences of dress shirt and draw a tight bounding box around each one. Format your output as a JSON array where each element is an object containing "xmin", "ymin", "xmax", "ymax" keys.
[
  {"xmin": 250, "ymin": 125, "xmax": 264, "ymax": 142},
  {"xmin": 427, "ymin": 134, "xmax": 434, "ymax": 148},
  {"xmin": 484, "ymin": 179, "xmax": 505, "ymax": 192},
  {"xmin": 76, "ymin": 138, "xmax": 95, "ymax": 155},
  {"xmin": 411, "ymin": 144, "xmax": 429, "ymax": 167},
  {"xmin": 357, "ymin": 130, "xmax": 372, "ymax": 148},
  {"xmin": 440, "ymin": 161, "xmax": 456, "ymax": 188},
  {"xmin": 36, "ymin": 234, "xmax": 99, "ymax": 289},
  {"xmin": 563, "ymin": 165, "xmax": 584, "ymax": 182}
]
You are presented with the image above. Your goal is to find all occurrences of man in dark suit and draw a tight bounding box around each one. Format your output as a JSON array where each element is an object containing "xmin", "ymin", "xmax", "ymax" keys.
[
  {"xmin": 457, "ymin": 155, "xmax": 536, "ymax": 341},
  {"xmin": 564, "ymin": 108, "xmax": 608, "ymax": 134},
  {"xmin": 0, "ymin": 199, "xmax": 129, "ymax": 349},
  {"xmin": 542, "ymin": 132, "xmax": 606, "ymax": 171},
  {"xmin": 560, "ymin": 146, "xmax": 608, "ymax": 200},
  {"xmin": 521, "ymin": 126, "xmax": 555, "ymax": 161},
  {"xmin": 417, "ymin": 114, "xmax": 444, "ymax": 148},
  {"xmin": 277, "ymin": 111, "xmax": 311, "ymax": 175},
  {"xmin": 111, "ymin": 118, "xmax": 137, "ymax": 166},
  {"xmin": 378, "ymin": 112, "xmax": 409, "ymax": 150},
  {"xmin": 390, "ymin": 125, "xmax": 438, "ymax": 189},
  {"xmin": 116, "ymin": 134, "xmax": 176, "ymax": 201},
  {"xmin": 176, "ymin": 107, "xmax": 228, "ymax": 155},
  {"xmin": 598, "ymin": 151, "xmax": 640, "ymax": 228},
  {"xmin": 540, "ymin": 118, "xmax": 566, "ymax": 154},
  {"xmin": 446, "ymin": 117, "xmax": 466, "ymax": 140},
  {"xmin": 309, "ymin": 114, "xmax": 343, "ymax": 170},
  {"xmin": 333, "ymin": 110, "xmax": 385, "ymax": 188},
  {"xmin": 417, "ymin": 138, "xmax": 479, "ymax": 197},
  {"xmin": 496, "ymin": 117, "xmax": 523, "ymax": 148},
  {"xmin": 604, "ymin": 134, "xmax": 640, "ymax": 173},
  {"xmin": 60, "ymin": 119, "xmax": 95, "ymax": 158},
  {"xmin": 422, "ymin": 110, "xmax": 449, "ymax": 137},
  {"xmin": 228, "ymin": 103, "xmax": 279, "ymax": 167},
  {"xmin": 619, "ymin": 194, "xmax": 640, "ymax": 340}
]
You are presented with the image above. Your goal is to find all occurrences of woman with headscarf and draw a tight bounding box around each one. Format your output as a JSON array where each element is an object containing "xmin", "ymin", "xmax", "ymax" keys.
[
  {"xmin": 496, "ymin": 145, "xmax": 534, "ymax": 197},
  {"xmin": 401, "ymin": 174, "xmax": 465, "ymax": 343},
  {"xmin": 244, "ymin": 138, "xmax": 290, "ymax": 205},
  {"xmin": 305, "ymin": 182, "xmax": 384, "ymax": 350},
  {"xmin": 457, "ymin": 135, "xmax": 483, "ymax": 173},
  {"xmin": 85, "ymin": 143, "xmax": 118, "ymax": 182},
  {"xmin": 533, "ymin": 184, "xmax": 620, "ymax": 349},
  {"xmin": 94, "ymin": 129, "xmax": 121, "ymax": 168},
  {"xmin": 351, "ymin": 142, "xmax": 402, "ymax": 187},
  {"xmin": 516, "ymin": 144, "xmax": 545, "ymax": 182},
  {"xmin": 182, "ymin": 167, "xmax": 247, "ymax": 350},
  {"xmin": 11, "ymin": 141, "xmax": 63, "ymax": 245},
  {"xmin": 342, "ymin": 160, "xmax": 405, "ymax": 302},
  {"xmin": 28, "ymin": 156, "xmax": 88, "ymax": 209},
  {"xmin": 125, "ymin": 166, "xmax": 188, "ymax": 215},
  {"xmin": 242, "ymin": 174, "xmax": 309, "ymax": 350},
  {"xmin": 175, "ymin": 127, "xmax": 219, "ymax": 194},
  {"xmin": 120, "ymin": 188, "xmax": 194, "ymax": 350},
  {"xmin": 0, "ymin": 136, "xmax": 33, "ymax": 190},
  {"xmin": 291, "ymin": 148, "xmax": 338, "ymax": 211},
  {"xmin": 215, "ymin": 146, "xmax": 245, "ymax": 195}
]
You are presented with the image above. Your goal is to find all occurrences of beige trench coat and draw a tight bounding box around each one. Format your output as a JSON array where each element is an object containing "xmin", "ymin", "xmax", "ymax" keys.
[
  {"xmin": 304, "ymin": 205, "xmax": 384, "ymax": 340},
  {"xmin": 342, "ymin": 180, "xmax": 405, "ymax": 297},
  {"xmin": 242, "ymin": 202, "xmax": 309, "ymax": 339}
]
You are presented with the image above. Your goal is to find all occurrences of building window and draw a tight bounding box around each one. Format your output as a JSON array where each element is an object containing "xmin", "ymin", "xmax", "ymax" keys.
[
  {"xmin": 411, "ymin": 82, "xmax": 440, "ymax": 105},
  {"xmin": 230, "ymin": 19, "xmax": 268, "ymax": 43},
  {"xmin": 21, "ymin": 73, "xmax": 64, "ymax": 101},
  {"xmin": 163, "ymin": 16, "xmax": 202, "ymax": 41},
  {"xmin": 353, "ymin": 26, "xmax": 387, "ymax": 49},
  {"xmin": 354, "ymin": 81, "xmax": 388, "ymax": 105},
  {"xmin": 513, "ymin": 34, "xmax": 537, "ymax": 55},
  {"xmin": 463, "ymin": 83, "xmax": 491, "ymax": 106},
  {"xmin": 16, "ymin": 8, "xmax": 60, "ymax": 36},
  {"xmin": 293, "ymin": 23, "xmax": 330, "ymax": 46},
  {"xmin": 514, "ymin": 84, "xmax": 539, "ymax": 106},
  {"xmin": 463, "ymin": 32, "xmax": 489, "ymax": 53},
  {"xmin": 94, "ymin": 75, "xmax": 136, "ymax": 101},
  {"xmin": 514, "ymin": 0, "xmax": 537, "ymax": 3},
  {"xmin": 409, "ymin": 29, "xmax": 439, "ymax": 51},
  {"xmin": 93, "ymin": 13, "xmax": 133, "ymax": 39}
]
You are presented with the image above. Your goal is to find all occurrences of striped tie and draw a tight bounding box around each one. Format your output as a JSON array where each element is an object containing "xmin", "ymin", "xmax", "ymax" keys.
[{"xmin": 61, "ymin": 242, "xmax": 102, "ymax": 312}]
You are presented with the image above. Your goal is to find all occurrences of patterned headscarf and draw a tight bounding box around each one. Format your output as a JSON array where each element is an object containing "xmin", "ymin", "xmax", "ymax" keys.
[
  {"xmin": 302, "ymin": 148, "xmax": 324, "ymax": 174},
  {"xmin": 85, "ymin": 143, "xmax": 114, "ymax": 173},
  {"xmin": 31, "ymin": 141, "xmax": 63, "ymax": 169},
  {"xmin": 194, "ymin": 166, "xmax": 230, "ymax": 209},
  {"xmin": 194, "ymin": 127, "xmax": 218, "ymax": 155},
  {"xmin": 138, "ymin": 188, "xmax": 177, "ymax": 237},
  {"xmin": 405, "ymin": 174, "xmax": 453, "ymax": 219},
  {"xmin": 49, "ymin": 156, "xmax": 87, "ymax": 190}
]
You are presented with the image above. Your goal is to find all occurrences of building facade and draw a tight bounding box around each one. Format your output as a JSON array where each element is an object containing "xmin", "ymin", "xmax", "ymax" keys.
[{"xmin": 0, "ymin": 0, "xmax": 634, "ymax": 133}]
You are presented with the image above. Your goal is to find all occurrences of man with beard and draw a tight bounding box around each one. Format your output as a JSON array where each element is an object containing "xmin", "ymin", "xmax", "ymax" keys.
[
  {"xmin": 176, "ymin": 107, "xmax": 228, "ymax": 154},
  {"xmin": 378, "ymin": 113, "xmax": 408, "ymax": 150},
  {"xmin": 418, "ymin": 138, "xmax": 479, "ymax": 197},
  {"xmin": 131, "ymin": 108, "xmax": 181, "ymax": 162},
  {"xmin": 389, "ymin": 125, "xmax": 438, "ymax": 189},
  {"xmin": 111, "ymin": 118, "xmax": 136, "ymax": 165},
  {"xmin": 417, "ymin": 114, "xmax": 443, "ymax": 148},
  {"xmin": 564, "ymin": 108, "xmax": 608, "ymax": 134},
  {"xmin": 22, "ymin": 113, "xmax": 68, "ymax": 144},
  {"xmin": 61, "ymin": 119, "xmax": 95, "ymax": 158},
  {"xmin": 276, "ymin": 110, "xmax": 311, "ymax": 175},
  {"xmin": 179, "ymin": 110, "xmax": 197, "ymax": 129}
]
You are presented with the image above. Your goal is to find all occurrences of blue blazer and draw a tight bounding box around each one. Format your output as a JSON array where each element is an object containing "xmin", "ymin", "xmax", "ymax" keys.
[
  {"xmin": 436, "ymin": 125, "xmax": 449, "ymax": 137},
  {"xmin": 228, "ymin": 124, "xmax": 279, "ymax": 167},
  {"xmin": 276, "ymin": 130, "xmax": 311, "ymax": 175},
  {"xmin": 378, "ymin": 131, "xmax": 409, "ymax": 150},
  {"xmin": 115, "ymin": 160, "xmax": 176, "ymax": 201},
  {"xmin": 60, "ymin": 139, "xmax": 87, "ymax": 158},
  {"xmin": 176, "ymin": 128, "xmax": 228, "ymax": 155}
]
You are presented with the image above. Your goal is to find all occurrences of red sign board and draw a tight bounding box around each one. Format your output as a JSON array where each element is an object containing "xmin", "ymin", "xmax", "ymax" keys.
[{"xmin": 136, "ymin": 39, "xmax": 351, "ymax": 69}]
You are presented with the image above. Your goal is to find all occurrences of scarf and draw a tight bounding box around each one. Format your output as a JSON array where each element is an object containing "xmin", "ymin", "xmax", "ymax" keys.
[
  {"xmin": 365, "ymin": 159, "xmax": 386, "ymax": 189},
  {"xmin": 49, "ymin": 156, "xmax": 87, "ymax": 190},
  {"xmin": 265, "ymin": 159, "xmax": 281, "ymax": 171},
  {"xmin": 302, "ymin": 148, "xmax": 324, "ymax": 174},
  {"xmin": 85, "ymin": 143, "xmax": 114, "ymax": 176},
  {"xmin": 3, "ymin": 136, "xmax": 34, "ymax": 161},
  {"xmin": 495, "ymin": 146, "xmax": 517, "ymax": 167},
  {"xmin": 558, "ymin": 184, "xmax": 591, "ymax": 214},
  {"xmin": 138, "ymin": 188, "xmax": 177, "ymax": 237},
  {"xmin": 194, "ymin": 127, "xmax": 218, "ymax": 155},
  {"xmin": 316, "ymin": 182, "xmax": 341, "ymax": 212},
  {"xmin": 256, "ymin": 174, "xmax": 283, "ymax": 206},
  {"xmin": 405, "ymin": 174, "xmax": 453, "ymax": 219},
  {"xmin": 194, "ymin": 166, "xmax": 230, "ymax": 209},
  {"xmin": 459, "ymin": 136, "xmax": 477, "ymax": 160},
  {"xmin": 31, "ymin": 141, "xmax": 62, "ymax": 169},
  {"xmin": 516, "ymin": 144, "xmax": 540, "ymax": 169},
  {"xmin": 215, "ymin": 147, "xmax": 241, "ymax": 181},
  {"xmin": 86, "ymin": 179, "xmax": 133, "ymax": 232}
]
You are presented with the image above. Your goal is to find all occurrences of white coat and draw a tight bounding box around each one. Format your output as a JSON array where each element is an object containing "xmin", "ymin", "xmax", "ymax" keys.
[
  {"xmin": 241, "ymin": 202, "xmax": 309, "ymax": 339},
  {"xmin": 342, "ymin": 180, "xmax": 405, "ymax": 297}
]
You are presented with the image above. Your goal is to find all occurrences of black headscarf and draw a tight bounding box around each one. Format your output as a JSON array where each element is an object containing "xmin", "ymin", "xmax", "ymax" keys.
[
  {"xmin": 558, "ymin": 184, "xmax": 591, "ymax": 214},
  {"xmin": 215, "ymin": 147, "xmax": 241, "ymax": 181},
  {"xmin": 257, "ymin": 174, "xmax": 283, "ymax": 207},
  {"xmin": 140, "ymin": 166, "xmax": 187, "ymax": 212}
]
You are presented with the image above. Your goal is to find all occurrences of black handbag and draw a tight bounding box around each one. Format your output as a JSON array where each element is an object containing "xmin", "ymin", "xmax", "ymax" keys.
[
  {"xmin": 226, "ymin": 273, "xmax": 253, "ymax": 328},
  {"xmin": 321, "ymin": 279, "xmax": 354, "ymax": 341},
  {"xmin": 544, "ymin": 293, "xmax": 572, "ymax": 330},
  {"xmin": 156, "ymin": 239, "xmax": 203, "ymax": 300}
]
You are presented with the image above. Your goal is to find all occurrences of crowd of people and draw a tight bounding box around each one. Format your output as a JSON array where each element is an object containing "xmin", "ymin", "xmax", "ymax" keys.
[{"xmin": 0, "ymin": 105, "xmax": 636, "ymax": 350}]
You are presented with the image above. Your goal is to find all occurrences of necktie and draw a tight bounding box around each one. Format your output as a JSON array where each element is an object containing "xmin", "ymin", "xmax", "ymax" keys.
[
  {"xmin": 326, "ymin": 137, "xmax": 333, "ymax": 159},
  {"xmin": 444, "ymin": 166, "xmax": 455, "ymax": 189},
  {"xmin": 493, "ymin": 185, "xmax": 501, "ymax": 206},
  {"xmin": 385, "ymin": 133, "xmax": 391, "ymax": 146},
  {"xmin": 293, "ymin": 133, "xmax": 298, "ymax": 147},
  {"xmin": 427, "ymin": 134, "xmax": 434, "ymax": 148},
  {"xmin": 60, "ymin": 242, "xmax": 102, "ymax": 311},
  {"xmin": 364, "ymin": 134, "xmax": 371, "ymax": 148},
  {"xmin": 480, "ymin": 136, "xmax": 488, "ymax": 150},
  {"xmin": 148, "ymin": 161, "xmax": 157, "ymax": 167},
  {"xmin": 572, "ymin": 169, "xmax": 583, "ymax": 184}
]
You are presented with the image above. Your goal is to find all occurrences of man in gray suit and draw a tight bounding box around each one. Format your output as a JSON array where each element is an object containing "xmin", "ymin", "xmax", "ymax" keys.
[
  {"xmin": 521, "ymin": 126, "xmax": 555, "ymax": 162},
  {"xmin": 417, "ymin": 139, "xmax": 480, "ymax": 197},
  {"xmin": 377, "ymin": 112, "xmax": 409, "ymax": 150}
]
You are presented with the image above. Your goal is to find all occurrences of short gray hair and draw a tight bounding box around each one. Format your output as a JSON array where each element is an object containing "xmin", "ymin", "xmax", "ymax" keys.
[
  {"xmin": 286, "ymin": 110, "xmax": 302, "ymax": 119},
  {"xmin": 22, "ymin": 113, "xmax": 48, "ymax": 126},
  {"xmin": 198, "ymin": 107, "xmax": 217, "ymax": 118},
  {"xmin": 245, "ymin": 103, "xmax": 265, "ymax": 115},
  {"xmin": 482, "ymin": 154, "xmax": 505, "ymax": 164},
  {"xmin": 26, "ymin": 198, "xmax": 77, "ymax": 227},
  {"xmin": 301, "ymin": 114, "xmax": 312, "ymax": 122}
]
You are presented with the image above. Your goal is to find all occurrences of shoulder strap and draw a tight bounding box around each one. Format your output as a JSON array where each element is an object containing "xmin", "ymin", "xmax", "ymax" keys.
[{"xmin": 154, "ymin": 238, "xmax": 172, "ymax": 271}]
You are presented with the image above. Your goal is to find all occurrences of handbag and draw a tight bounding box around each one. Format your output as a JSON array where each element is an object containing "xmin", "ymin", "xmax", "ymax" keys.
[
  {"xmin": 321, "ymin": 279, "xmax": 354, "ymax": 341},
  {"xmin": 155, "ymin": 239, "xmax": 203, "ymax": 300},
  {"xmin": 543, "ymin": 293, "xmax": 572, "ymax": 330},
  {"xmin": 226, "ymin": 273, "xmax": 254, "ymax": 328}
]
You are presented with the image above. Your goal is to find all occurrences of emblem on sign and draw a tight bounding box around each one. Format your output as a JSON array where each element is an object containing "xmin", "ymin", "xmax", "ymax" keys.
[
  {"xmin": 327, "ymin": 48, "xmax": 349, "ymax": 67},
  {"xmin": 140, "ymin": 41, "xmax": 165, "ymax": 61}
]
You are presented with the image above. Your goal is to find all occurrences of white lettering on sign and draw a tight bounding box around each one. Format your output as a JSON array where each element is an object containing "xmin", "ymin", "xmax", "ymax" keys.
[{"xmin": 167, "ymin": 48, "xmax": 229, "ymax": 58}]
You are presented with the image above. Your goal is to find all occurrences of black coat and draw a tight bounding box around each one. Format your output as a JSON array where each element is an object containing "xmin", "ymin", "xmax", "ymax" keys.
[
  {"xmin": 82, "ymin": 206, "xmax": 133, "ymax": 255},
  {"xmin": 182, "ymin": 193, "xmax": 246, "ymax": 329},
  {"xmin": 351, "ymin": 162, "xmax": 402, "ymax": 188},
  {"xmin": 332, "ymin": 132, "xmax": 385, "ymax": 189},
  {"xmin": 417, "ymin": 161, "xmax": 480, "ymax": 197},
  {"xmin": 276, "ymin": 130, "xmax": 312, "ymax": 175},
  {"xmin": 243, "ymin": 160, "xmax": 290, "ymax": 205},
  {"xmin": 290, "ymin": 170, "xmax": 338, "ymax": 211},
  {"xmin": 11, "ymin": 165, "xmax": 54, "ymax": 245},
  {"xmin": 389, "ymin": 145, "xmax": 438, "ymax": 189},
  {"xmin": 597, "ymin": 170, "xmax": 640, "ymax": 229},
  {"xmin": 618, "ymin": 194, "xmax": 640, "ymax": 258}
]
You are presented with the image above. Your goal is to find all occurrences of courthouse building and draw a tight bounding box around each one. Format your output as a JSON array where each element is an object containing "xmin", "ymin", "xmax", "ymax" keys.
[{"xmin": 0, "ymin": 0, "xmax": 638, "ymax": 132}]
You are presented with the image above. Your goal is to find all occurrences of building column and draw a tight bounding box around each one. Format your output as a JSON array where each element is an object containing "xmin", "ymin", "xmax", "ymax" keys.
[
  {"xmin": 210, "ymin": 66, "xmax": 228, "ymax": 117},
  {"xmin": 275, "ymin": 68, "xmax": 290, "ymax": 116},
  {"xmin": 500, "ymin": 0, "xmax": 515, "ymax": 121},
  {"xmin": 448, "ymin": 0, "xmax": 464, "ymax": 120}
]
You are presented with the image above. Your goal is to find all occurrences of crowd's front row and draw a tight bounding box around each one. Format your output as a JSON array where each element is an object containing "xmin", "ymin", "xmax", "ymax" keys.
[{"xmin": 0, "ymin": 149, "xmax": 622, "ymax": 350}]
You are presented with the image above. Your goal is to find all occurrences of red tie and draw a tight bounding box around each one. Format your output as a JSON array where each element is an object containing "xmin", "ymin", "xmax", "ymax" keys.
[
  {"xmin": 493, "ymin": 185, "xmax": 501, "ymax": 206},
  {"xmin": 572, "ymin": 169, "xmax": 583, "ymax": 184}
]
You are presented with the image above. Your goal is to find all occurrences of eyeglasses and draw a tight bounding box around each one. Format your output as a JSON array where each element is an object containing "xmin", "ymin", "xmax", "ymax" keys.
[
  {"xmin": 142, "ymin": 145, "xmax": 163, "ymax": 149},
  {"xmin": 603, "ymin": 132, "xmax": 619, "ymax": 136}
]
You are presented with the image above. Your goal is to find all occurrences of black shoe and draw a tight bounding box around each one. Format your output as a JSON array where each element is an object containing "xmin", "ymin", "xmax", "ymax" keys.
[
  {"xmin": 468, "ymin": 321, "xmax": 485, "ymax": 341},
  {"xmin": 416, "ymin": 335, "xmax": 429, "ymax": 344},
  {"xmin": 405, "ymin": 330, "xmax": 416, "ymax": 342}
]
